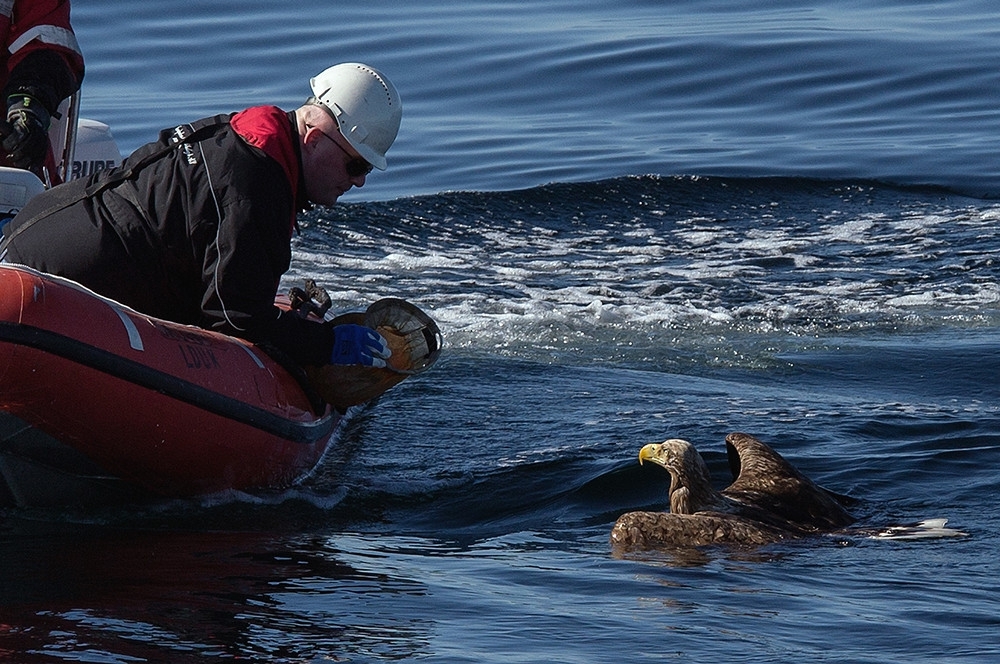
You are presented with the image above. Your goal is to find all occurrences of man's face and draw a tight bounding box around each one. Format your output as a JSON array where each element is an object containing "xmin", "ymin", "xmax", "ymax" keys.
[{"xmin": 302, "ymin": 122, "xmax": 372, "ymax": 206}]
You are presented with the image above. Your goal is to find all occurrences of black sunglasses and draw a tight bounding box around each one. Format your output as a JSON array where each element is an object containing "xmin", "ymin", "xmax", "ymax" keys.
[{"xmin": 324, "ymin": 132, "xmax": 374, "ymax": 178}]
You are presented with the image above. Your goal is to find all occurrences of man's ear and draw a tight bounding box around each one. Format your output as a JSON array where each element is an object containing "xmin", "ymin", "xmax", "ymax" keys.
[{"xmin": 301, "ymin": 125, "xmax": 325, "ymax": 153}]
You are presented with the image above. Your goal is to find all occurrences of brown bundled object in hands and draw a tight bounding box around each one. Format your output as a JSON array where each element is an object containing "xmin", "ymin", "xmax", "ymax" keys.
[{"xmin": 305, "ymin": 298, "xmax": 443, "ymax": 411}]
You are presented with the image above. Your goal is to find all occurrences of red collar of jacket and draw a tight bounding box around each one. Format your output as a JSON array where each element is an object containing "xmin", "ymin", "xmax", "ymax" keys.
[{"xmin": 230, "ymin": 105, "xmax": 308, "ymax": 232}]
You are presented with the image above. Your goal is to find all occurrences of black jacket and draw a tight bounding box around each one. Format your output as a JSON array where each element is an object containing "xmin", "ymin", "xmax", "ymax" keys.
[{"xmin": 4, "ymin": 110, "xmax": 334, "ymax": 366}]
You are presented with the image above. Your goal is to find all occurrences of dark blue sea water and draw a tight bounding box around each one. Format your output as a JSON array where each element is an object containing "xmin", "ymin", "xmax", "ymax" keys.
[{"xmin": 3, "ymin": 1, "xmax": 1000, "ymax": 662}]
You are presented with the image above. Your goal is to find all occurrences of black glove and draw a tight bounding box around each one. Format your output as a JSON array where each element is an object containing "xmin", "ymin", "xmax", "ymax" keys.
[{"xmin": 3, "ymin": 94, "xmax": 50, "ymax": 170}]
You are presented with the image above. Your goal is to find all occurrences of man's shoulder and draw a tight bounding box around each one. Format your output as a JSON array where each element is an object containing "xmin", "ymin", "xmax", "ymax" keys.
[{"xmin": 230, "ymin": 106, "xmax": 292, "ymax": 149}]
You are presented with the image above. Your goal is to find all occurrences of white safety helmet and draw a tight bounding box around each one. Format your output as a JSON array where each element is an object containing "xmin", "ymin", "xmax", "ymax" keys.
[{"xmin": 309, "ymin": 63, "xmax": 402, "ymax": 171}]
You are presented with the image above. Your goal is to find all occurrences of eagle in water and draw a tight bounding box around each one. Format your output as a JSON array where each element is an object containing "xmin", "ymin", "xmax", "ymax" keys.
[{"xmin": 610, "ymin": 432, "xmax": 855, "ymax": 551}]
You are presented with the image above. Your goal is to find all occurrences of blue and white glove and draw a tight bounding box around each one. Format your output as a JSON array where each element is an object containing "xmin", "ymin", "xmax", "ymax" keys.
[{"xmin": 330, "ymin": 324, "xmax": 391, "ymax": 368}]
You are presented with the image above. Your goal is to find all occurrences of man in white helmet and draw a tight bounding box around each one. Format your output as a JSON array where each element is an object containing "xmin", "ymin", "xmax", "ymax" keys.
[{"xmin": 1, "ymin": 63, "xmax": 402, "ymax": 374}]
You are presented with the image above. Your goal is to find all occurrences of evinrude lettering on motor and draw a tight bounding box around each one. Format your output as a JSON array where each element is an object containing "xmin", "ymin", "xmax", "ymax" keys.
[
  {"xmin": 71, "ymin": 159, "xmax": 116, "ymax": 179},
  {"xmin": 180, "ymin": 344, "xmax": 221, "ymax": 370}
]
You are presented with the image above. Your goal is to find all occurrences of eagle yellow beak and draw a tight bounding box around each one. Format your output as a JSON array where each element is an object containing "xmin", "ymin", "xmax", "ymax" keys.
[{"xmin": 638, "ymin": 443, "xmax": 657, "ymax": 466}]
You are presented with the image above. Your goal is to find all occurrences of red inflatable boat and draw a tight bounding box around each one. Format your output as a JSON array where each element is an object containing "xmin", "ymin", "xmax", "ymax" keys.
[{"xmin": 0, "ymin": 264, "xmax": 440, "ymax": 507}]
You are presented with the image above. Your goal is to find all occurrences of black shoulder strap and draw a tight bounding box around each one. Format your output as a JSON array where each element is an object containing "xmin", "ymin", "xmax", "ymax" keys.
[{"xmin": 1, "ymin": 117, "xmax": 228, "ymax": 253}]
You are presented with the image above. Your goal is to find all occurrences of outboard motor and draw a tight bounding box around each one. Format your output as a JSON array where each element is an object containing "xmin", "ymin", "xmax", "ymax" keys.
[{"xmin": 70, "ymin": 118, "xmax": 121, "ymax": 180}]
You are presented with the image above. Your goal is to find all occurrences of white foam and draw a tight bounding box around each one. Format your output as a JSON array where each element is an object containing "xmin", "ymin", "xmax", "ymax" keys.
[{"xmin": 286, "ymin": 197, "xmax": 1000, "ymax": 365}]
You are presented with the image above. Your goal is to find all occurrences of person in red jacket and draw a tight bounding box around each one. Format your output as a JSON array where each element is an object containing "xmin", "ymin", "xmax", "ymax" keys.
[
  {"xmin": 0, "ymin": 0, "xmax": 84, "ymax": 180},
  {"xmin": 1, "ymin": 63, "xmax": 401, "ymax": 371}
]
